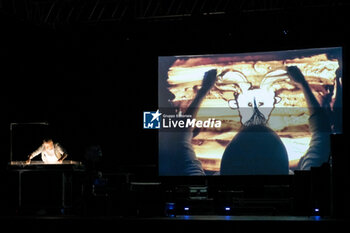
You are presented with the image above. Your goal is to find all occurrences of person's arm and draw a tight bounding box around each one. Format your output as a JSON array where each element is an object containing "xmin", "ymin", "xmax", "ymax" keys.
[
  {"xmin": 287, "ymin": 66, "xmax": 321, "ymax": 115},
  {"xmin": 175, "ymin": 69, "xmax": 217, "ymax": 176},
  {"xmin": 56, "ymin": 143, "xmax": 68, "ymax": 162},
  {"xmin": 287, "ymin": 66, "xmax": 331, "ymax": 170},
  {"xmin": 26, "ymin": 145, "xmax": 44, "ymax": 164},
  {"xmin": 58, "ymin": 153, "xmax": 68, "ymax": 162},
  {"xmin": 185, "ymin": 69, "xmax": 217, "ymax": 117}
]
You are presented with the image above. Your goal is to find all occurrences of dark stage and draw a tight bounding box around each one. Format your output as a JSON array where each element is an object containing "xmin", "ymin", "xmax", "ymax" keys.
[{"xmin": 0, "ymin": 215, "xmax": 347, "ymax": 232}]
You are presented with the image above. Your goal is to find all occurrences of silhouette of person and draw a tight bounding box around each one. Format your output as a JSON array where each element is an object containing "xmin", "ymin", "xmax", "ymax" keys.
[
  {"xmin": 221, "ymin": 66, "xmax": 332, "ymax": 175},
  {"xmin": 220, "ymin": 124, "xmax": 290, "ymax": 175}
]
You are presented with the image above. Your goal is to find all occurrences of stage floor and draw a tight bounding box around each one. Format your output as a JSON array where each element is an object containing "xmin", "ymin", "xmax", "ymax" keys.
[
  {"xmin": 156, "ymin": 214, "xmax": 332, "ymax": 221},
  {"xmin": 0, "ymin": 215, "xmax": 347, "ymax": 233}
]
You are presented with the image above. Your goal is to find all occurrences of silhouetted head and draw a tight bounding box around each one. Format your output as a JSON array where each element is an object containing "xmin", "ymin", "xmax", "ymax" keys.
[{"xmin": 220, "ymin": 124, "xmax": 289, "ymax": 175}]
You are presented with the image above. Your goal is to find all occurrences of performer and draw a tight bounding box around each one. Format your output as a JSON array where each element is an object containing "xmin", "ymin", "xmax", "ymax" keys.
[{"xmin": 26, "ymin": 138, "xmax": 68, "ymax": 164}]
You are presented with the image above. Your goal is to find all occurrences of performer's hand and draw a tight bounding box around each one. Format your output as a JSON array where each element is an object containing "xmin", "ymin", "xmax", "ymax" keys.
[
  {"xmin": 25, "ymin": 158, "xmax": 31, "ymax": 164},
  {"xmin": 57, "ymin": 159, "xmax": 63, "ymax": 164},
  {"xmin": 200, "ymin": 69, "xmax": 217, "ymax": 93},
  {"xmin": 287, "ymin": 66, "xmax": 307, "ymax": 87}
]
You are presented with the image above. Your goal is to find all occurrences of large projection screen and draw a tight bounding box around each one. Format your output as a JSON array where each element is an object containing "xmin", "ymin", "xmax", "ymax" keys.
[{"xmin": 158, "ymin": 47, "xmax": 342, "ymax": 176}]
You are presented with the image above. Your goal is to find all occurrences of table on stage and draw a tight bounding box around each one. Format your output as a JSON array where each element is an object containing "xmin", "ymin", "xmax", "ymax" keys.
[{"xmin": 7, "ymin": 160, "xmax": 86, "ymax": 213}]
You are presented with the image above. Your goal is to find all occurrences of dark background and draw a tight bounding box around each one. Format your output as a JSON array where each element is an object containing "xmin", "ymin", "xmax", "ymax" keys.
[{"xmin": 0, "ymin": 0, "xmax": 349, "ymax": 178}]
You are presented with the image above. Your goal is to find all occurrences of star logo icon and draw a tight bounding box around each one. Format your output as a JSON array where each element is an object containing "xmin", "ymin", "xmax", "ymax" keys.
[
  {"xmin": 143, "ymin": 110, "xmax": 162, "ymax": 129},
  {"xmin": 150, "ymin": 109, "xmax": 162, "ymax": 122}
]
